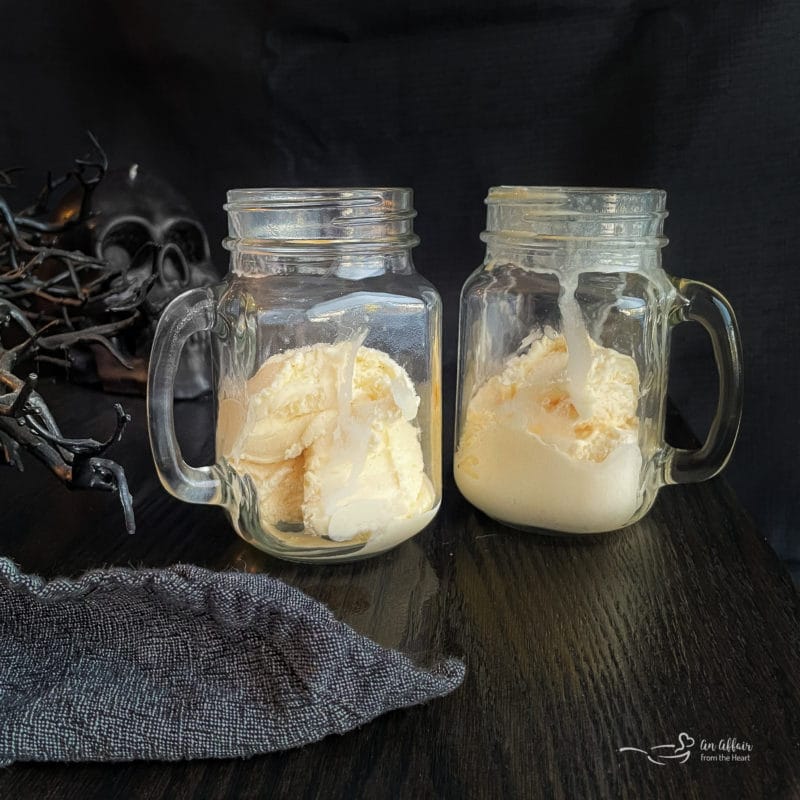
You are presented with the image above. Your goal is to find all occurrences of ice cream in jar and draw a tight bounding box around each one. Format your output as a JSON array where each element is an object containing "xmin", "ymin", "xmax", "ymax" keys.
[
  {"xmin": 454, "ymin": 323, "xmax": 642, "ymax": 533},
  {"xmin": 147, "ymin": 187, "xmax": 442, "ymax": 563},
  {"xmin": 454, "ymin": 185, "xmax": 743, "ymax": 534},
  {"xmin": 218, "ymin": 330, "xmax": 438, "ymax": 550}
]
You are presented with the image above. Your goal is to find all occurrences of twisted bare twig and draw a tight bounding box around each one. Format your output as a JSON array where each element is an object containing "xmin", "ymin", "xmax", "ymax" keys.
[{"xmin": 0, "ymin": 137, "xmax": 139, "ymax": 533}]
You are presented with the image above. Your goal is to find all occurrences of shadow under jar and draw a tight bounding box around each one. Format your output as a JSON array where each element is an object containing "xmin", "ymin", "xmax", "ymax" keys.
[
  {"xmin": 148, "ymin": 188, "xmax": 442, "ymax": 563},
  {"xmin": 454, "ymin": 186, "xmax": 743, "ymax": 535}
]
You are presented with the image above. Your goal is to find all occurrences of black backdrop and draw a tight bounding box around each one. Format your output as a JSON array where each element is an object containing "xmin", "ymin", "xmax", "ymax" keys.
[{"xmin": 2, "ymin": 0, "xmax": 798, "ymax": 576}]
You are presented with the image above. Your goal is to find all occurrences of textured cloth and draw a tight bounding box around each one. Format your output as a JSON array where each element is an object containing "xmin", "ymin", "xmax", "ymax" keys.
[{"xmin": 0, "ymin": 558, "xmax": 464, "ymax": 765}]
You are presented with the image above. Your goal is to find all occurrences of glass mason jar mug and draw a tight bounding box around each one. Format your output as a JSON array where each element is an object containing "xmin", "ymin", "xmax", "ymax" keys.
[
  {"xmin": 148, "ymin": 188, "xmax": 442, "ymax": 562},
  {"xmin": 454, "ymin": 186, "xmax": 743, "ymax": 534}
]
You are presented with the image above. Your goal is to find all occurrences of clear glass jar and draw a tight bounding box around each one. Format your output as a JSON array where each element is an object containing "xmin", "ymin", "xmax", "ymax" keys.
[
  {"xmin": 455, "ymin": 186, "xmax": 743, "ymax": 535},
  {"xmin": 148, "ymin": 188, "xmax": 442, "ymax": 562}
]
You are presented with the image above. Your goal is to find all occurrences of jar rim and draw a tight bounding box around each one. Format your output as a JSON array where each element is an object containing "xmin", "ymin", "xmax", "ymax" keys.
[
  {"xmin": 483, "ymin": 185, "xmax": 668, "ymax": 249},
  {"xmin": 486, "ymin": 185, "xmax": 667, "ymax": 209},
  {"xmin": 223, "ymin": 187, "xmax": 419, "ymax": 252},
  {"xmin": 225, "ymin": 187, "xmax": 414, "ymax": 210}
]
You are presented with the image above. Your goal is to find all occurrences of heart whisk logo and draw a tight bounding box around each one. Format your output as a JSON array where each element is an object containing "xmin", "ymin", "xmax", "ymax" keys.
[
  {"xmin": 618, "ymin": 732, "xmax": 695, "ymax": 765},
  {"xmin": 618, "ymin": 732, "xmax": 753, "ymax": 766}
]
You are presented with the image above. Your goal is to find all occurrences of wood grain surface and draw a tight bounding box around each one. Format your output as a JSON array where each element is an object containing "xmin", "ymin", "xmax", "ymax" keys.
[{"xmin": 1, "ymin": 377, "xmax": 798, "ymax": 800}]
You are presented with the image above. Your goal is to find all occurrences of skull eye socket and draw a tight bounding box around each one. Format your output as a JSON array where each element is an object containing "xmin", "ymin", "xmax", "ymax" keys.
[
  {"xmin": 163, "ymin": 220, "xmax": 208, "ymax": 264},
  {"xmin": 100, "ymin": 220, "xmax": 154, "ymax": 271}
]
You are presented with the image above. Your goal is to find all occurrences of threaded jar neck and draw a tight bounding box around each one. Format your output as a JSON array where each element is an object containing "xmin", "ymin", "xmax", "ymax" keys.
[
  {"xmin": 223, "ymin": 188, "xmax": 419, "ymax": 260},
  {"xmin": 482, "ymin": 186, "xmax": 669, "ymax": 251}
]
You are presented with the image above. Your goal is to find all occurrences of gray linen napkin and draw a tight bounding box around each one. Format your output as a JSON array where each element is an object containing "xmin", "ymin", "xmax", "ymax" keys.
[{"xmin": 0, "ymin": 558, "xmax": 464, "ymax": 765}]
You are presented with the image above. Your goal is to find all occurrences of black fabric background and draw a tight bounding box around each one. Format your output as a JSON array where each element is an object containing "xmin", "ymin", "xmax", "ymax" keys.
[{"xmin": 1, "ymin": 1, "xmax": 798, "ymax": 575}]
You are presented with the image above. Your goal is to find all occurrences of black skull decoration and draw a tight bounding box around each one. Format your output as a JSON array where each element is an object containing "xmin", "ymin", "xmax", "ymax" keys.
[{"xmin": 52, "ymin": 165, "xmax": 217, "ymax": 398}]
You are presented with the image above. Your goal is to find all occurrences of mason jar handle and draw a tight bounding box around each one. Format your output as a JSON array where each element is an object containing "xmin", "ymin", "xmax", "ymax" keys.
[
  {"xmin": 147, "ymin": 287, "xmax": 222, "ymax": 505},
  {"xmin": 664, "ymin": 277, "xmax": 743, "ymax": 484}
]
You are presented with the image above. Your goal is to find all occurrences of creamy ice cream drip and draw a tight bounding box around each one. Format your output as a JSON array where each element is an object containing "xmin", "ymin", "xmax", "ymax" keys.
[
  {"xmin": 218, "ymin": 335, "xmax": 436, "ymax": 544},
  {"xmin": 455, "ymin": 332, "xmax": 642, "ymax": 533}
]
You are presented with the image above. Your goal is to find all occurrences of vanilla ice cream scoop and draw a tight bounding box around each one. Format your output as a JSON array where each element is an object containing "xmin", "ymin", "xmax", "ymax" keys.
[
  {"xmin": 304, "ymin": 415, "xmax": 435, "ymax": 541},
  {"xmin": 455, "ymin": 333, "xmax": 643, "ymax": 532},
  {"xmin": 218, "ymin": 337, "xmax": 435, "ymax": 543}
]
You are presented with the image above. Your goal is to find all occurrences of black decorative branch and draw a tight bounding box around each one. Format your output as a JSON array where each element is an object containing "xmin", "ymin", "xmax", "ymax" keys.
[{"xmin": 0, "ymin": 137, "xmax": 139, "ymax": 533}]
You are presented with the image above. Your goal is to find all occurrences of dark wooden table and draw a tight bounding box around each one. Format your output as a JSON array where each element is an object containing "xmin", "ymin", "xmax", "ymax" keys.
[{"xmin": 1, "ymin": 377, "xmax": 799, "ymax": 800}]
